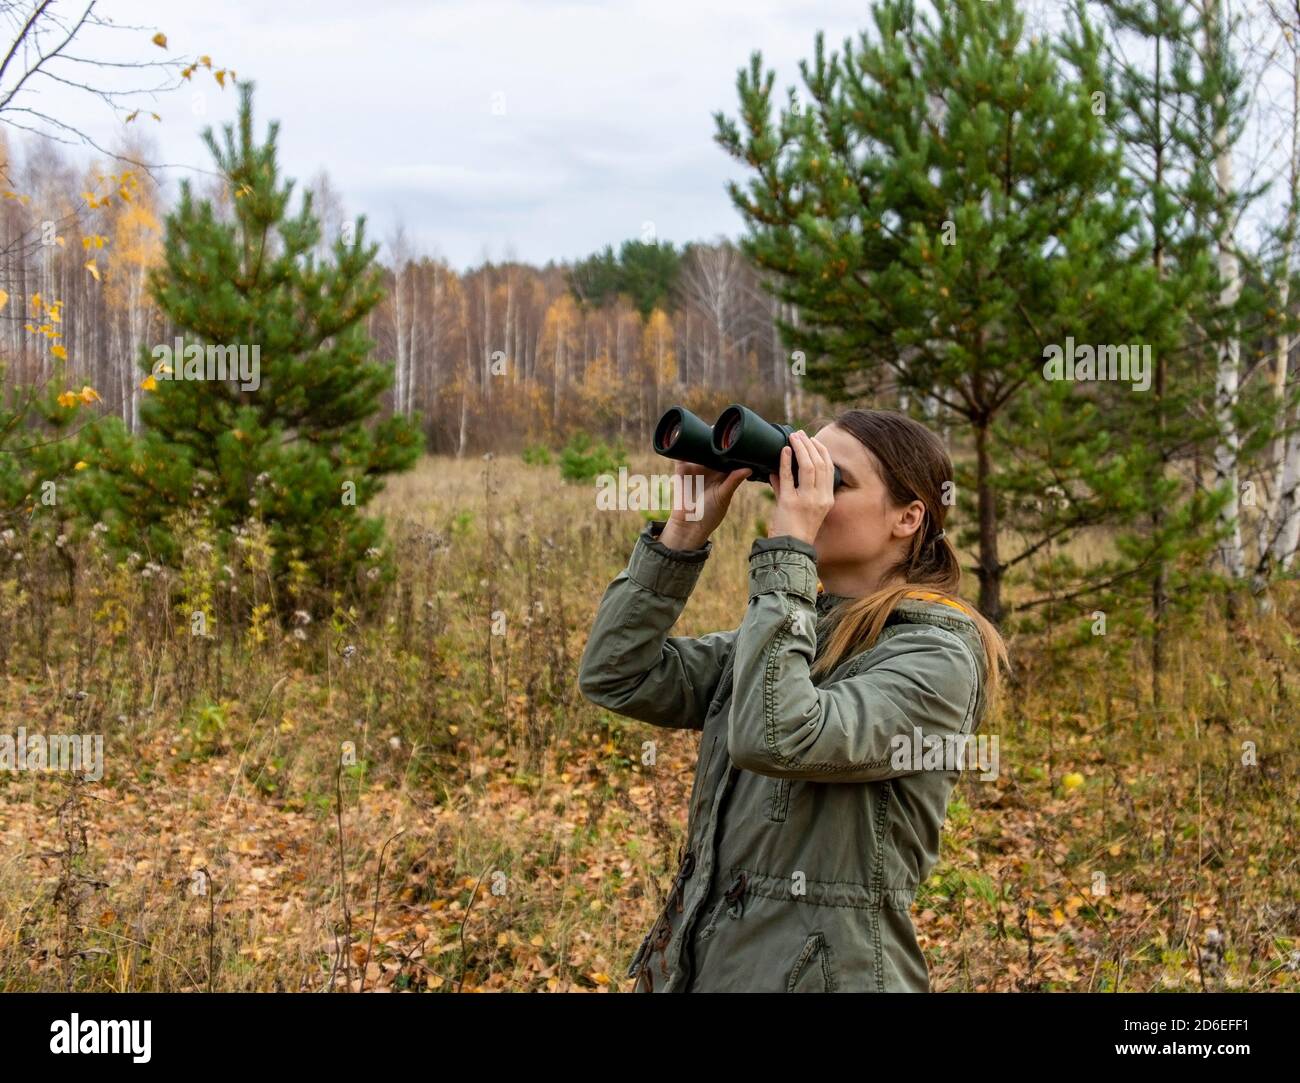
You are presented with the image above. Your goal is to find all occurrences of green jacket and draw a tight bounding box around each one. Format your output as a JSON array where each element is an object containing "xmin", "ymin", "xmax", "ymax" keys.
[{"xmin": 577, "ymin": 519, "xmax": 989, "ymax": 992}]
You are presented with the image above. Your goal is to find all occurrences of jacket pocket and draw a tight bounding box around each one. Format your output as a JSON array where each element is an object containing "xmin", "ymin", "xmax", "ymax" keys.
[{"xmin": 786, "ymin": 930, "xmax": 838, "ymax": 992}]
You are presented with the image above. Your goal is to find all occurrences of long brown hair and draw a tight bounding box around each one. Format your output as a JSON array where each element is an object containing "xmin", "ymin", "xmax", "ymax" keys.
[{"xmin": 809, "ymin": 409, "xmax": 1009, "ymax": 713}]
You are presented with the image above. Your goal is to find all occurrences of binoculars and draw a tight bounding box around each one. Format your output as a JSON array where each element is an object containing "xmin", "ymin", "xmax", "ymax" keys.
[{"xmin": 652, "ymin": 403, "xmax": 842, "ymax": 490}]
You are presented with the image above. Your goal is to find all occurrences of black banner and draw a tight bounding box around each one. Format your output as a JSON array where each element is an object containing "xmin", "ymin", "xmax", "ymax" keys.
[{"xmin": 2, "ymin": 991, "xmax": 1290, "ymax": 1068}]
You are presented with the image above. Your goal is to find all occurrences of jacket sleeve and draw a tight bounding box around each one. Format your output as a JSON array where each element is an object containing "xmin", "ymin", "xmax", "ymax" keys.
[
  {"xmin": 577, "ymin": 519, "xmax": 737, "ymax": 731},
  {"xmin": 727, "ymin": 536, "xmax": 981, "ymax": 782}
]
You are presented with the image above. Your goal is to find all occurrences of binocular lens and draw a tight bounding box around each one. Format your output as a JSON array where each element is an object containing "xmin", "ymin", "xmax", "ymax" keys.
[
  {"xmin": 718, "ymin": 415, "xmax": 742, "ymax": 451},
  {"xmin": 653, "ymin": 409, "xmax": 683, "ymax": 453}
]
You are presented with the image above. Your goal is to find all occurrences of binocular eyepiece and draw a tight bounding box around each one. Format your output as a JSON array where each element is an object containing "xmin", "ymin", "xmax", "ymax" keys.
[{"xmin": 652, "ymin": 403, "xmax": 843, "ymax": 490}]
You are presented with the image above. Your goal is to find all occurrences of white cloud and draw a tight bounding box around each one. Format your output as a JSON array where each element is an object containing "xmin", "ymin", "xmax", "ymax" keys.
[{"xmin": 11, "ymin": 0, "xmax": 879, "ymax": 267}]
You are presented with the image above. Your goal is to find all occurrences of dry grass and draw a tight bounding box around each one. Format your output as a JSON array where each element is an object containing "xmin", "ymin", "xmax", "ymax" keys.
[{"xmin": 0, "ymin": 452, "xmax": 1295, "ymax": 991}]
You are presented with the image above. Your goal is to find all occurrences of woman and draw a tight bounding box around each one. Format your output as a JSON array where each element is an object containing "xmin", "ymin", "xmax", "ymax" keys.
[{"xmin": 577, "ymin": 409, "xmax": 1008, "ymax": 992}]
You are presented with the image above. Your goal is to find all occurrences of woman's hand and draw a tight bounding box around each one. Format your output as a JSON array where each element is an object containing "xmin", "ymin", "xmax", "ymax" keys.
[
  {"xmin": 768, "ymin": 430, "xmax": 835, "ymax": 546},
  {"xmin": 658, "ymin": 459, "xmax": 751, "ymax": 550}
]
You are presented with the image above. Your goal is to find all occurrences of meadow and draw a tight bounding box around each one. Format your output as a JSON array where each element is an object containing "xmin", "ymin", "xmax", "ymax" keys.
[{"xmin": 0, "ymin": 452, "xmax": 1296, "ymax": 991}]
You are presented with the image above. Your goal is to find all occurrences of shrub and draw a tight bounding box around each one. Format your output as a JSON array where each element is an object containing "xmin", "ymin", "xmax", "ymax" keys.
[{"xmin": 559, "ymin": 432, "xmax": 627, "ymax": 483}]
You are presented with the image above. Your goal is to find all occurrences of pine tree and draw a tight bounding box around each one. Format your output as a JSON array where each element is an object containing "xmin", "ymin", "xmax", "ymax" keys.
[
  {"xmin": 714, "ymin": 0, "xmax": 1179, "ymax": 625},
  {"xmin": 569, "ymin": 239, "xmax": 682, "ymax": 318},
  {"xmin": 1061, "ymin": 0, "xmax": 1228, "ymax": 694},
  {"xmin": 81, "ymin": 82, "xmax": 420, "ymax": 603}
]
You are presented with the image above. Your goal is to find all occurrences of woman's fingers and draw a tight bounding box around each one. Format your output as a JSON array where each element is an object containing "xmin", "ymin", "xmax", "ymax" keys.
[
  {"xmin": 778, "ymin": 443, "xmax": 794, "ymax": 495},
  {"xmin": 719, "ymin": 466, "xmax": 751, "ymax": 501},
  {"xmin": 810, "ymin": 435, "xmax": 834, "ymax": 491},
  {"xmin": 791, "ymin": 430, "xmax": 816, "ymax": 490}
]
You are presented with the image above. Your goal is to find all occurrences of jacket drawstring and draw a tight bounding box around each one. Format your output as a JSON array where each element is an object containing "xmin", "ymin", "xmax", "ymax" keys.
[
  {"xmin": 628, "ymin": 848, "xmax": 696, "ymax": 987},
  {"xmin": 724, "ymin": 871, "xmax": 748, "ymax": 920}
]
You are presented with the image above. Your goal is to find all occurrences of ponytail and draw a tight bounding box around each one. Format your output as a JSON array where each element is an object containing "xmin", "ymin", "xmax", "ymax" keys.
[{"xmin": 808, "ymin": 411, "xmax": 1009, "ymax": 713}]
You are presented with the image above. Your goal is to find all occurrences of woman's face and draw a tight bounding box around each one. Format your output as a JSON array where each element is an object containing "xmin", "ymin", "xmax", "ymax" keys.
[{"xmin": 807, "ymin": 423, "xmax": 926, "ymax": 582}]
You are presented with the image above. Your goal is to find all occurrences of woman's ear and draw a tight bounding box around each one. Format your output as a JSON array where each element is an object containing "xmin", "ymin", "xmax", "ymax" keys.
[{"xmin": 892, "ymin": 499, "xmax": 926, "ymax": 541}]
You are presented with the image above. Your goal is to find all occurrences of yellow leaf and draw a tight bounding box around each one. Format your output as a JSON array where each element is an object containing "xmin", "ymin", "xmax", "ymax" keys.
[
  {"xmin": 141, "ymin": 375, "xmax": 158, "ymax": 391},
  {"xmin": 57, "ymin": 391, "xmax": 79, "ymax": 408},
  {"xmin": 200, "ymin": 55, "xmax": 212, "ymax": 68},
  {"xmin": 51, "ymin": 345, "xmax": 67, "ymax": 361},
  {"xmin": 125, "ymin": 110, "xmax": 139, "ymax": 124},
  {"xmin": 215, "ymin": 70, "xmax": 226, "ymax": 88},
  {"xmin": 0, "ymin": 289, "xmax": 7, "ymax": 310},
  {"xmin": 84, "ymin": 260, "xmax": 100, "ymax": 281},
  {"xmin": 1062, "ymin": 772, "xmax": 1085, "ymax": 792},
  {"xmin": 152, "ymin": 32, "xmax": 167, "ymax": 48},
  {"xmin": 150, "ymin": 112, "xmax": 161, "ymax": 122},
  {"xmin": 74, "ymin": 461, "xmax": 89, "ymax": 471},
  {"xmin": 79, "ymin": 386, "xmax": 101, "ymax": 403}
]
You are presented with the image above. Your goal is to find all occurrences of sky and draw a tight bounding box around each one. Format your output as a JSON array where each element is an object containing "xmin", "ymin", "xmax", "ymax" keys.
[
  {"xmin": 15, "ymin": 0, "xmax": 1290, "ymax": 270},
  {"xmin": 25, "ymin": 0, "xmax": 882, "ymax": 270}
]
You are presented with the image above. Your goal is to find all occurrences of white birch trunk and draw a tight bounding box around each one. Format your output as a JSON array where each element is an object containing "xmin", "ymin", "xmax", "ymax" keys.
[
  {"xmin": 1268, "ymin": 21, "xmax": 1300, "ymax": 572},
  {"xmin": 393, "ymin": 263, "xmax": 407, "ymax": 415},
  {"xmin": 1209, "ymin": 0, "xmax": 1246, "ymax": 580}
]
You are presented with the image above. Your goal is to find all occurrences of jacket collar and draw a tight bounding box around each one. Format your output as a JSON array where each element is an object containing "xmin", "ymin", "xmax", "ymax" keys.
[
  {"xmin": 814, "ymin": 585, "xmax": 854, "ymax": 617},
  {"xmin": 815, "ymin": 584, "xmax": 979, "ymax": 638}
]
